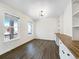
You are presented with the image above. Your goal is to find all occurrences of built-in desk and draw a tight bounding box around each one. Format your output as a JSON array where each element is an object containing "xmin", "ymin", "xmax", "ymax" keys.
[{"xmin": 56, "ymin": 33, "xmax": 79, "ymax": 59}]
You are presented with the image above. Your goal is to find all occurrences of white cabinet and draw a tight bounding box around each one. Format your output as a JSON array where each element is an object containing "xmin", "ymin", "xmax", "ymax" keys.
[
  {"xmin": 55, "ymin": 36, "xmax": 59, "ymax": 46},
  {"xmin": 72, "ymin": 0, "xmax": 79, "ymax": 41},
  {"xmin": 59, "ymin": 39, "xmax": 76, "ymax": 59}
]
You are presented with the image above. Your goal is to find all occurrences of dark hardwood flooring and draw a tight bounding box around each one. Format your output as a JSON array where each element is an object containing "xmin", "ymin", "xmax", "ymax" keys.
[{"xmin": 0, "ymin": 39, "xmax": 60, "ymax": 59}]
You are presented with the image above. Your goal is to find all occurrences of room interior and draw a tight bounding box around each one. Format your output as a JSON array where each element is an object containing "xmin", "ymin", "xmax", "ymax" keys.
[{"xmin": 0, "ymin": 0, "xmax": 79, "ymax": 59}]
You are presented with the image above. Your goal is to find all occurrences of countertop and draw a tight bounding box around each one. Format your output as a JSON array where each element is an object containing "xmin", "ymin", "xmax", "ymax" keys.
[{"xmin": 56, "ymin": 33, "xmax": 79, "ymax": 59}]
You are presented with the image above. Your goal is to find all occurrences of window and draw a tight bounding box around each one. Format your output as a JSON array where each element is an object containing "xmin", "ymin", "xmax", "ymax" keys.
[
  {"xmin": 28, "ymin": 22, "xmax": 33, "ymax": 35},
  {"xmin": 4, "ymin": 13, "xmax": 19, "ymax": 42}
]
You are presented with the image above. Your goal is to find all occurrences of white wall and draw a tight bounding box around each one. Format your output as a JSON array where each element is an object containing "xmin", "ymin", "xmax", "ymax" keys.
[
  {"xmin": 58, "ymin": 15, "xmax": 64, "ymax": 34},
  {"xmin": 0, "ymin": 3, "xmax": 35, "ymax": 55},
  {"xmin": 60, "ymin": 0, "xmax": 72, "ymax": 36},
  {"xmin": 35, "ymin": 17, "xmax": 58, "ymax": 40}
]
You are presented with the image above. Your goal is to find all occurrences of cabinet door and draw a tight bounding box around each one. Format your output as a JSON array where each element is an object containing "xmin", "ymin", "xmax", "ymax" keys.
[
  {"xmin": 59, "ymin": 40, "xmax": 66, "ymax": 59},
  {"xmin": 66, "ymin": 53, "xmax": 75, "ymax": 59},
  {"xmin": 60, "ymin": 50, "xmax": 67, "ymax": 59},
  {"xmin": 59, "ymin": 46, "xmax": 67, "ymax": 59},
  {"xmin": 66, "ymin": 49, "xmax": 76, "ymax": 59}
]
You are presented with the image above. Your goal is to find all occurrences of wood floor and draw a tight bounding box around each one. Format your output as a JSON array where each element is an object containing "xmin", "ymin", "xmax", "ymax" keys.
[{"xmin": 0, "ymin": 39, "xmax": 60, "ymax": 59}]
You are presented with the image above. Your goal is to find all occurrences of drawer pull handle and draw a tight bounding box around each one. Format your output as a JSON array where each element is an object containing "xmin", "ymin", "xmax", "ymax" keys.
[
  {"xmin": 62, "ymin": 50, "xmax": 65, "ymax": 54},
  {"xmin": 67, "ymin": 54, "xmax": 70, "ymax": 56}
]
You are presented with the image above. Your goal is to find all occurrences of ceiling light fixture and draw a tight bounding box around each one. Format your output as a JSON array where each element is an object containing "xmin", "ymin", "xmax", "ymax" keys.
[{"xmin": 40, "ymin": 10, "xmax": 45, "ymax": 16}]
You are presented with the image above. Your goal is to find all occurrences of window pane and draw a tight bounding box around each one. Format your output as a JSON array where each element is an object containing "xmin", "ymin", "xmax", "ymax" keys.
[
  {"xmin": 4, "ymin": 13, "xmax": 19, "ymax": 41},
  {"xmin": 28, "ymin": 22, "xmax": 32, "ymax": 34}
]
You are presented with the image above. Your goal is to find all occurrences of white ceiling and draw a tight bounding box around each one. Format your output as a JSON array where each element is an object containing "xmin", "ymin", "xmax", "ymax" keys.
[{"xmin": 0, "ymin": 0, "xmax": 69, "ymax": 19}]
